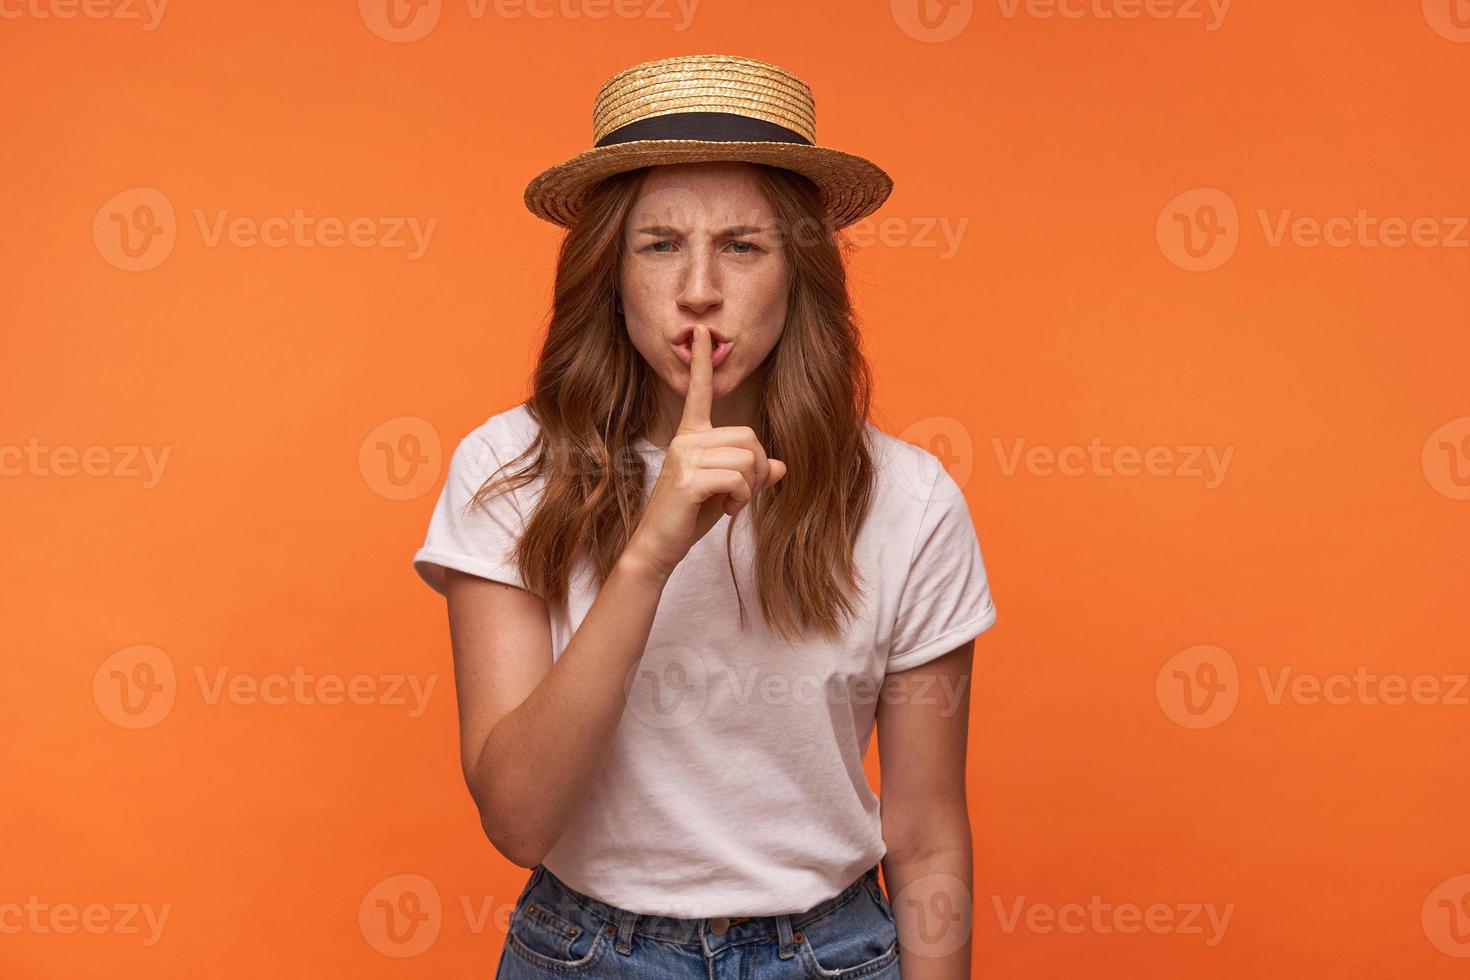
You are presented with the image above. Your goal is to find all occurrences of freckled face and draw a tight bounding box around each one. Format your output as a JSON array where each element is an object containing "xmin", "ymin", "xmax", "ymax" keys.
[{"xmin": 619, "ymin": 162, "xmax": 789, "ymax": 404}]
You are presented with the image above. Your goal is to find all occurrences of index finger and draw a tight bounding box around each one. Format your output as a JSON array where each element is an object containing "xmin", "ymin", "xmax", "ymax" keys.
[{"xmin": 677, "ymin": 323, "xmax": 713, "ymax": 433}]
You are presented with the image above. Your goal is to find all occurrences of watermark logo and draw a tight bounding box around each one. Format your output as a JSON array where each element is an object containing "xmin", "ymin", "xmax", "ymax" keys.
[
  {"xmin": 360, "ymin": 874, "xmax": 442, "ymax": 957},
  {"xmin": 94, "ymin": 188, "xmax": 177, "ymax": 272},
  {"xmin": 1156, "ymin": 644, "xmax": 1239, "ymax": 729},
  {"xmin": 1423, "ymin": 874, "xmax": 1470, "ymax": 957},
  {"xmin": 1422, "ymin": 0, "xmax": 1470, "ymax": 43},
  {"xmin": 0, "ymin": 897, "xmax": 172, "ymax": 946},
  {"xmin": 94, "ymin": 188, "xmax": 438, "ymax": 270},
  {"xmin": 845, "ymin": 215, "xmax": 971, "ymax": 259},
  {"xmin": 1159, "ymin": 187, "xmax": 1470, "ymax": 270},
  {"xmin": 994, "ymin": 0, "xmax": 1230, "ymax": 30},
  {"xmin": 1256, "ymin": 208, "xmax": 1469, "ymax": 251},
  {"xmin": 1258, "ymin": 666, "xmax": 1468, "ymax": 707},
  {"xmin": 0, "ymin": 439, "xmax": 172, "ymax": 487},
  {"xmin": 620, "ymin": 643, "xmax": 971, "ymax": 734},
  {"xmin": 466, "ymin": 0, "xmax": 699, "ymax": 29},
  {"xmin": 898, "ymin": 416, "xmax": 975, "ymax": 503},
  {"xmin": 360, "ymin": 0, "xmax": 699, "ymax": 40},
  {"xmin": 93, "ymin": 645, "xmax": 176, "ymax": 730},
  {"xmin": 993, "ymin": 437, "xmax": 1234, "ymax": 488},
  {"xmin": 361, "ymin": 416, "xmax": 442, "ymax": 501},
  {"xmin": 92, "ymin": 646, "xmax": 438, "ymax": 726},
  {"xmin": 891, "ymin": 873, "xmax": 973, "ymax": 958},
  {"xmin": 0, "ymin": 0, "xmax": 168, "ymax": 29},
  {"xmin": 891, "ymin": 0, "xmax": 975, "ymax": 42},
  {"xmin": 1159, "ymin": 647, "xmax": 1468, "ymax": 726},
  {"xmin": 993, "ymin": 894, "xmax": 1234, "ymax": 946},
  {"xmin": 1422, "ymin": 416, "xmax": 1470, "ymax": 501},
  {"xmin": 621, "ymin": 642, "xmax": 711, "ymax": 730},
  {"xmin": 359, "ymin": 0, "xmax": 443, "ymax": 41},
  {"xmin": 1157, "ymin": 187, "xmax": 1239, "ymax": 272},
  {"xmin": 193, "ymin": 666, "xmax": 437, "ymax": 716}
]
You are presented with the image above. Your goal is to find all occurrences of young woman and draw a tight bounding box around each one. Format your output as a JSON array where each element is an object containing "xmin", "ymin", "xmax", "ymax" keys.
[{"xmin": 413, "ymin": 54, "xmax": 996, "ymax": 979}]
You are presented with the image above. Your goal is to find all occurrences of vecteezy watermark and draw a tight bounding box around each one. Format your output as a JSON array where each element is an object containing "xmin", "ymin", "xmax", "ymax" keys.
[
  {"xmin": 619, "ymin": 644, "xmax": 972, "ymax": 734},
  {"xmin": 992, "ymin": 437, "xmax": 1234, "ymax": 489},
  {"xmin": 360, "ymin": 874, "xmax": 443, "ymax": 958},
  {"xmin": 1157, "ymin": 645, "xmax": 1470, "ymax": 729},
  {"xmin": 360, "ymin": 416, "xmax": 442, "ymax": 501},
  {"xmin": 843, "ymin": 215, "xmax": 972, "ymax": 260},
  {"xmin": 0, "ymin": 439, "xmax": 172, "ymax": 488},
  {"xmin": 1156, "ymin": 187, "xmax": 1239, "ymax": 272},
  {"xmin": 993, "ymin": 0, "xmax": 1230, "ymax": 29},
  {"xmin": 1256, "ymin": 209, "xmax": 1470, "ymax": 250},
  {"xmin": 0, "ymin": 897, "xmax": 172, "ymax": 946},
  {"xmin": 890, "ymin": 873, "xmax": 973, "ymax": 958},
  {"xmin": 93, "ymin": 645, "xmax": 437, "ymax": 729},
  {"xmin": 1157, "ymin": 187, "xmax": 1470, "ymax": 272},
  {"xmin": 358, "ymin": 0, "xmax": 700, "ymax": 43},
  {"xmin": 894, "ymin": 416, "xmax": 975, "ymax": 503},
  {"xmin": 1423, "ymin": 874, "xmax": 1470, "ymax": 958},
  {"xmin": 358, "ymin": 873, "xmax": 568, "ymax": 957},
  {"xmin": 93, "ymin": 188, "xmax": 438, "ymax": 272},
  {"xmin": 464, "ymin": 0, "xmax": 698, "ymax": 27},
  {"xmin": 1422, "ymin": 0, "xmax": 1470, "ymax": 43},
  {"xmin": 620, "ymin": 187, "xmax": 968, "ymax": 267},
  {"xmin": 0, "ymin": 0, "xmax": 168, "ymax": 30},
  {"xmin": 1422, "ymin": 416, "xmax": 1470, "ymax": 501},
  {"xmin": 363, "ymin": 871, "xmax": 780, "ymax": 958},
  {"xmin": 992, "ymin": 894, "xmax": 1235, "ymax": 947},
  {"xmin": 890, "ymin": 0, "xmax": 974, "ymax": 42},
  {"xmin": 1156, "ymin": 644, "xmax": 1239, "ymax": 729},
  {"xmin": 890, "ymin": 0, "xmax": 1229, "ymax": 43},
  {"xmin": 1257, "ymin": 666, "xmax": 1469, "ymax": 707}
]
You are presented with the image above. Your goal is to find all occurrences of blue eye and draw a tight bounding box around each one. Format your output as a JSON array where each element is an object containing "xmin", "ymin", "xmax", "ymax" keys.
[{"xmin": 729, "ymin": 240, "xmax": 757, "ymax": 254}]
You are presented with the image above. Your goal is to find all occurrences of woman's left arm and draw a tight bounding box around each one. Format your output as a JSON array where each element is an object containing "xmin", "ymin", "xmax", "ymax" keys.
[{"xmin": 876, "ymin": 638, "xmax": 976, "ymax": 980}]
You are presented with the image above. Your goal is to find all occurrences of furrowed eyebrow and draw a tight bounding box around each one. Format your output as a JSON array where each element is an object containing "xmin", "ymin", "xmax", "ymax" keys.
[{"xmin": 632, "ymin": 224, "xmax": 773, "ymax": 237}]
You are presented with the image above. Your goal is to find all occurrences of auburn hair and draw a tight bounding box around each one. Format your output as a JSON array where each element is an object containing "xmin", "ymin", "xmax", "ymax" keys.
[{"xmin": 467, "ymin": 163, "xmax": 878, "ymax": 643}]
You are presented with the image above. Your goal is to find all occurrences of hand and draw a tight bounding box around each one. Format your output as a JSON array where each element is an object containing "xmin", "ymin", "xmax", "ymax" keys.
[{"xmin": 625, "ymin": 324, "xmax": 788, "ymax": 579}]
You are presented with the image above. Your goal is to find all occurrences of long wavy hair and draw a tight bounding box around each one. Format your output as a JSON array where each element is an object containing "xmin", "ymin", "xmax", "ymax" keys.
[{"xmin": 468, "ymin": 163, "xmax": 878, "ymax": 643}]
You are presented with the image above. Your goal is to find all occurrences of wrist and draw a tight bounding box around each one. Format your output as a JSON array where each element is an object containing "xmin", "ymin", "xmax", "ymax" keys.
[{"xmin": 616, "ymin": 548, "xmax": 673, "ymax": 590}]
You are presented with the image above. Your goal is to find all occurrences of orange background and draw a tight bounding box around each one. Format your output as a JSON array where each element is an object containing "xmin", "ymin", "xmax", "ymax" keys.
[{"xmin": 4, "ymin": 1, "xmax": 1469, "ymax": 977}]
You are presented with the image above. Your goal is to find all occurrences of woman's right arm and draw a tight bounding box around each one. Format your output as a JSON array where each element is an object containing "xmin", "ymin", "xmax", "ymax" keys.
[
  {"xmin": 448, "ymin": 324, "xmax": 785, "ymax": 867},
  {"xmin": 445, "ymin": 550, "xmax": 670, "ymax": 868}
]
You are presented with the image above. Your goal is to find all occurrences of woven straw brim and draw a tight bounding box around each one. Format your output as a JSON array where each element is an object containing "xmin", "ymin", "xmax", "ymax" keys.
[{"xmin": 523, "ymin": 140, "xmax": 893, "ymax": 231}]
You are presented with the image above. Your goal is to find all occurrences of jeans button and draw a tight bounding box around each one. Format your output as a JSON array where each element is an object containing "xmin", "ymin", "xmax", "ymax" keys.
[{"xmin": 709, "ymin": 916, "xmax": 729, "ymax": 935}]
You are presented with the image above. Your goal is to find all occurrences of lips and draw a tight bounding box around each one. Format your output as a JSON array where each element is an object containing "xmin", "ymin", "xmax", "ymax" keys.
[
  {"xmin": 673, "ymin": 325, "xmax": 729, "ymax": 346},
  {"xmin": 673, "ymin": 337, "xmax": 733, "ymax": 368}
]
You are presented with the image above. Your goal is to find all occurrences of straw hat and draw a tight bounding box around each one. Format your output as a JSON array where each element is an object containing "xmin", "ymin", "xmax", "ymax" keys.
[{"xmin": 522, "ymin": 53, "xmax": 893, "ymax": 231}]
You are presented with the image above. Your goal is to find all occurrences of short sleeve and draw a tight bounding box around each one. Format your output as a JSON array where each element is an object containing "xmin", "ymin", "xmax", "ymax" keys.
[
  {"xmin": 412, "ymin": 429, "xmax": 530, "ymax": 597},
  {"xmin": 886, "ymin": 457, "xmax": 997, "ymax": 673}
]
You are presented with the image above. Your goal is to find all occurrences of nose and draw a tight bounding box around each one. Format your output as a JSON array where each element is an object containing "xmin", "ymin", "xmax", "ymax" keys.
[{"xmin": 675, "ymin": 242, "xmax": 722, "ymax": 316}]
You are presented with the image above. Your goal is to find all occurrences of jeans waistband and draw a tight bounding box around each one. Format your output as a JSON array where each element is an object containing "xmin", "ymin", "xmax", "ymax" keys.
[{"xmin": 529, "ymin": 863, "xmax": 881, "ymax": 948}]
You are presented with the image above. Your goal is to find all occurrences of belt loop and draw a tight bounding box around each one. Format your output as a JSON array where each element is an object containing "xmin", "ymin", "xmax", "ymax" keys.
[
  {"xmin": 776, "ymin": 913, "xmax": 796, "ymax": 959},
  {"xmin": 614, "ymin": 907, "xmax": 637, "ymax": 955}
]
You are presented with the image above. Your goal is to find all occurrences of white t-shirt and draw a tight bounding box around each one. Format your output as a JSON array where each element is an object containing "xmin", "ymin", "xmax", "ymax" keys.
[{"xmin": 413, "ymin": 402, "xmax": 997, "ymax": 916}]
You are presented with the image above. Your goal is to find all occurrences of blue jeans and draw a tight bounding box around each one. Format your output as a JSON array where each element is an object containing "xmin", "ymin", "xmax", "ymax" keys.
[{"xmin": 495, "ymin": 863, "xmax": 901, "ymax": 978}]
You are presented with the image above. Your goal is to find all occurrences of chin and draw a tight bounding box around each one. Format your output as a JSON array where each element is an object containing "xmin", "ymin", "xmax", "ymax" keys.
[{"xmin": 681, "ymin": 374, "xmax": 726, "ymax": 398}]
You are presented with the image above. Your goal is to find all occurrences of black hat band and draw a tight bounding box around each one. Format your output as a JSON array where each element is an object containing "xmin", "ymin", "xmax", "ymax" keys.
[{"xmin": 594, "ymin": 111, "xmax": 813, "ymax": 148}]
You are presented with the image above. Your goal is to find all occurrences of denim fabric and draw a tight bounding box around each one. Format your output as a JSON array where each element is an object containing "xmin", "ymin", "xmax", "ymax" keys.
[{"xmin": 495, "ymin": 863, "xmax": 901, "ymax": 978}]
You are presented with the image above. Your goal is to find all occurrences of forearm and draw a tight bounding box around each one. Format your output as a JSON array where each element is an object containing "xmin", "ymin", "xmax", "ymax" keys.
[
  {"xmin": 469, "ymin": 550, "xmax": 670, "ymax": 866},
  {"xmin": 881, "ymin": 830, "xmax": 974, "ymax": 980}
]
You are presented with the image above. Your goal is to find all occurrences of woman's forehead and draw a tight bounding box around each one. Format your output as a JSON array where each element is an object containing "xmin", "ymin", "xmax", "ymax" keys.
[{"xmin": 627, "ymin": 164, "xmax": 775, "ymax": 226}]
